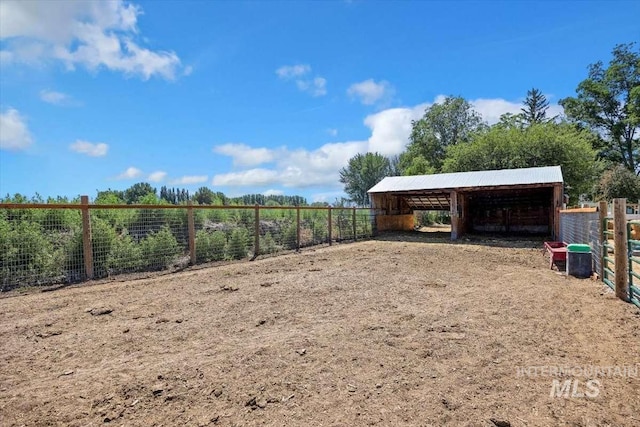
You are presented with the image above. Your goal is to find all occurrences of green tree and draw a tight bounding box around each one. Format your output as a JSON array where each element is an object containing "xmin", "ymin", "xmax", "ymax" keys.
[
  {"xmin": 140, "ymin": 226, "xmax": 181, "ymax": 270},
  {"xmin": 339, "ymin": 152, "xmax": 393, "ymax": 206},
  {"xmin": 225, "ymin": 228, "xmax": 249, "ymax": 260},
  {"xmin": 598, "ymin": 164, "xmax": 640, "ymax": 201},
  {"xmin": 442, "ymin": 122, "xmax": 600, "ymax": 203},
  {"xmin": 398, "ymin": 150, "xmax": 436, "ymax": 176},
  {"xmin": 407, "ymin": 96, "xmax": 485, "ymax": 172},
  {"xmin": 520, "ymin": 88, "xmax": 553, "ymax": 125},
  {"xmin": 195, "ymin": 230, "xmax": 226, "ymax": 262},
  {"xmin": 193, "ymin": 187, "xmax": 216, "ymax": 205},
  {"xmin": 560, "ymin": 43, "xmax": 640, "ymax": 172},
  {"xmin": 124, "ymin": 183, "xmax": 156, "ymax": 204}
]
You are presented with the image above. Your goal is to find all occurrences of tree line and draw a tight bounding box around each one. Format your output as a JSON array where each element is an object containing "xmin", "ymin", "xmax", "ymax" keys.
[
  {"xmin": 340, "ymin": 43, "xmax": 640, "ymax": 206},
  {"xmin": 3, "ymin": 185, "xmax": 310, "ymax": 207}
]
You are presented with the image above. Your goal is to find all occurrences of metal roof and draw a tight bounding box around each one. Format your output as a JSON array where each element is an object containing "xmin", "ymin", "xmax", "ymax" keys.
[{"xmin": 368, "ymin": 165, "xmax": 563, "ymax": 193}]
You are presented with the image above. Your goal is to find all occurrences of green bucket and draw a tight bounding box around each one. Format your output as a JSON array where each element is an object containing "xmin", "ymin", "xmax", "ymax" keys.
[{"xmin": 567, "ymin": 243, "xmax": 591, "ymax": 253}]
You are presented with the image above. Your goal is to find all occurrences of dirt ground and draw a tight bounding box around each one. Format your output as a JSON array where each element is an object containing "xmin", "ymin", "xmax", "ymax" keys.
[{"xmin": 1, "ymin": 233, "xmax": 639, "ymax": 427}]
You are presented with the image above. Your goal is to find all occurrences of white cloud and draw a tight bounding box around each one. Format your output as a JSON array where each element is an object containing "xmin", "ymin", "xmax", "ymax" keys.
[
  {"xmin": 277, "ymin": 63, "xmax": 327, "ymax": 97},
  {"xmin": 171, "ymin": 175, "xmax": 208, "ymax": 185},
  {"xmin": 213, "ymin": 143, "xmax": 276, "ymax": 167},
  {"xmin": 347, "ymin": 79, "xmax": 395, "ymax": 105},
  {"xmin": 69, "ymin": 140, "xmax": 108, "ymax": 157},
  {"xmin": 295, "ymin": 76, "xmax": 326, "ymax": 97},
  {"xmin": 148, "ymin": 171, "xmax": 167, "ymax": 182},
  {"xmin": 0, "ymin": 0, "xmax": 183, "ymax": 80},
  {"xmin": 40, "ymin": 89, "xmax": 71, "ymax": 105},
  {"xmin": 470, "ymin": 96, "xmax": 564, "ymax": 124},
  {"xmin": 263, "ymin": 189, "xmax": 284, "ymax": 196},
  {"xmin": 311, "ymin": 191, "xmax": 347, "ymax": 204},
  {"xmin": 276, "ymin": 64, "xmax": 311, "ymax": 79},
  {"xmin": 326, "ymin": 128, "xmax": 338, "ymax": 137},
  {"xmin": 364, "ymin": 103, "xmax": 428, "ymax": 156},
  {"xmin": 116, "ymin": 166, "xmax": 142, "ymax": 180},
  {"xmin": 211, "ymin": 95, "xmax": 564, "ymax": 190},
  {"xmin": 0, "ymin": 108, "xmax": 33, "ymax": 150},
  {"xmin": 212, "ymin": 140, "xmax": 366, "ymax": 188}
]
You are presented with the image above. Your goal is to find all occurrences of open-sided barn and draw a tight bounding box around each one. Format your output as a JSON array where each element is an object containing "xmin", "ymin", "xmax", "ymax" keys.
[{"xmin": 368, "ymin": 165, "xmax": 564, "ymax": 239}]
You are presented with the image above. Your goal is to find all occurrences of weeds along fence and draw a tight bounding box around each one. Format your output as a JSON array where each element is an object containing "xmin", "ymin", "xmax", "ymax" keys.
[{"xmin": 0, "ymin": 197, "xmax": 376, "ymax": 291}]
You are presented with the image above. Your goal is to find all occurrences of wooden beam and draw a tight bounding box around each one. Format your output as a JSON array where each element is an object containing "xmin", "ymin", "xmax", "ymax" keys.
[
  {"xmin": 187, "ymin": 201, "xmax": 196, "ymax": 265},
  {"xmin": 552, "ymin": 184, "xmax": 563, "ymax": 239},
  {"xmin": 253, "ymin": 204, "xmax": 260, "ymax": 259},
  {"xmin": 80, "ymin": 195, "xmax": 93, "ymax": 280},
  {"xmin": 450, "ymin": 190, "xmax": 459, "ymax": 240},
  {"xmin": 613, "ymin": 198, "xmax": 629, "ymax": 301}
]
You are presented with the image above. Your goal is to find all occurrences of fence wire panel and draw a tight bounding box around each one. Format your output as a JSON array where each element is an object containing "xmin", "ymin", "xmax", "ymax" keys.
[
  {"xmin": 300, "ymin": 209, "xmax": 329, "ymax": 248},
  {"xmin": 0, "ymin": 203, "xmax": 375, "ymax": 290},
  {"xmin": 354, "ymin": 209, "xmax": 374, "ymax": 240},
  {"xmin": 92, "ymin": 207, "xmax": 190, "ymax": 277},
  {"xmin": 0, "ymin": 207, "xmax": 83, "ymax": 290},
  {"xmin": 559, "ymin": 211, "xmax": 601, "ymax": 275},
  {"xmin": 331, "ymin": 208, "xmax": 355, "ymax": 242},
  {"xmin": 257, "ymin": 208, "xmax": 297, "ymax": 255}
]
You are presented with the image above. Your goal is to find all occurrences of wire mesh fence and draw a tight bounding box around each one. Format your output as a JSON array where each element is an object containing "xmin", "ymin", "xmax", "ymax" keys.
[
  {"xmin": 0, "ymin": 201, "xmax": 375, "ymax": 291},
  {"xmin": 559, "ymin": 209, "xmax": 601, "ymax": 275}
]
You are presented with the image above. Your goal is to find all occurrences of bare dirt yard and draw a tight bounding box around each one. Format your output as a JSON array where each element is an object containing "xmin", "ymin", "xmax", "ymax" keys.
[{"xmin": 1, "ymin": 234, "xmax": 639, "ymax": 427}]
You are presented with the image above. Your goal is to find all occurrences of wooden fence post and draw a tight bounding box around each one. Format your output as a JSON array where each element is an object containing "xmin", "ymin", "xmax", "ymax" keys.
[
  {"xmin": 598, "ymin": 200, "xmax": 608, "ymax": 281},
  {"xmin": 187, "ymin": 201, "xmax": 196, "ymax": 265},
  {"xmin": 81, "ymin": 195, "xmax": 94, "ymax": 280},
  {"xmin": 328, "ymin": 206, "xmax": 332, "ymax": 246},
  {"xmin": 614, "ymin": 198, "xmax": 629, "ymax": 301},
  {"xmin": 352, "ymin": 207, "xmax": 357, "ymax": 241},
  {"xmin": 254, "ymin": 204, "xmax": 260, "ymax": 259},
  {"xmin": 296, "ymin": 206, "xmax": 301, "ymax": 251}
]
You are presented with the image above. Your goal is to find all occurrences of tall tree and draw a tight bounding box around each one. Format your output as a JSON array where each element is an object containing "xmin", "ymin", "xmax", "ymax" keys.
[
  {"xmin": 442, "ymin": 122, "xmax": 601, "ymax": 203},
  {"xmin": 339, "ymin": 152, "xmax": 392, "ymax": 206},
  {"xmin": 405, "ymin": 96, "xmax": 485, "ymax": 172},
  {"xmin": 560, "ymin": 43, "xmax": 640, "ymax": 173},
  {"xmin": 124, "ymin": 183, "xmax": 156, "ymax": 204},
  {"xmin": 599, "ymin": 164, "xmax": 640, "ymax": 201},
  {"xmin": 520, "ymin": 88, "xmax": 552, "ymax": 125}
]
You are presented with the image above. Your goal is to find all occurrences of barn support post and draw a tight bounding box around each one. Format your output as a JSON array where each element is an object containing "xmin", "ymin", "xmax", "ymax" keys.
[
  {"xmin": 553, "ymin": 184, "xmax": 563, "ymax": 239},
  {"xmin": 81, "ymin": 196, "xmax": 94, "ymax": 280},
  {"xmin": 598, "ymin": 200, "xmax": 608, "ymax": 280},
  {"xmin": 450, "ymin": 190, "xmax": 459, "ymax": 240},
  {"xmin": 187, "ymin": 201, "xmax": 196, "ymax": 265},
  {"xmin": 613, "ymin": 198, "xmax": 629, "ymax": 301}
]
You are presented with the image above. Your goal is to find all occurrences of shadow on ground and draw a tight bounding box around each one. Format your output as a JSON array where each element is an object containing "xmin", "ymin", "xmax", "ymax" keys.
[{"xmin": 374, "ymin": 230, "xmax": 548, "ymax": 249}]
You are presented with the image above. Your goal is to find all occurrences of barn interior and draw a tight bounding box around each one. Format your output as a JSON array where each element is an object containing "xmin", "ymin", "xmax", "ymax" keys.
[{"xmin": 368, "ymin": 167, "xmax": 564, "ymax": 240}]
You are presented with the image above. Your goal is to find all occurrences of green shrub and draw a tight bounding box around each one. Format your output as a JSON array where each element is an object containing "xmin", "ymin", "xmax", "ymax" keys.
[
  {"xmin": 0, "ymin": 219, "xmax": 62, "ymax": 289},
  {"xmin": 260, "ymin": 232, "xmax": 278, "ymax": 254},
  {"xmin": 108, "ymin": 233, "xmax": 143, "ymax": 274},
  {"xmin": 225, "ymin": 228, "xmax": 249, "ymax": 260},
  {"xmin": 195, "ymin": 230, "xmax": 226, "ymax": 263},
  {"xmin": 64, "ymin": 218, "xmax": 117, "ymax": 280},
  {"xmin": 140, "ymin": 226, "xmax": 181, "ymax": 270},
  {"xmin": 282, "ymin": 222, "xmax": 298, "ymax": 249}
]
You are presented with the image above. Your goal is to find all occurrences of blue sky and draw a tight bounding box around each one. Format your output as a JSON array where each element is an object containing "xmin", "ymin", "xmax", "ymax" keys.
[{"xmin": 1, "ymin": 0, "xmax": 639, "ymax": 203}]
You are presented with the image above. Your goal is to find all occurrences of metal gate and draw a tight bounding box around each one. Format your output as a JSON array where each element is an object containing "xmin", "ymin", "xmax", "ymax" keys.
[{"xmin": 627, "ymin": 221, "xmax": 640, "ymax": 308}]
